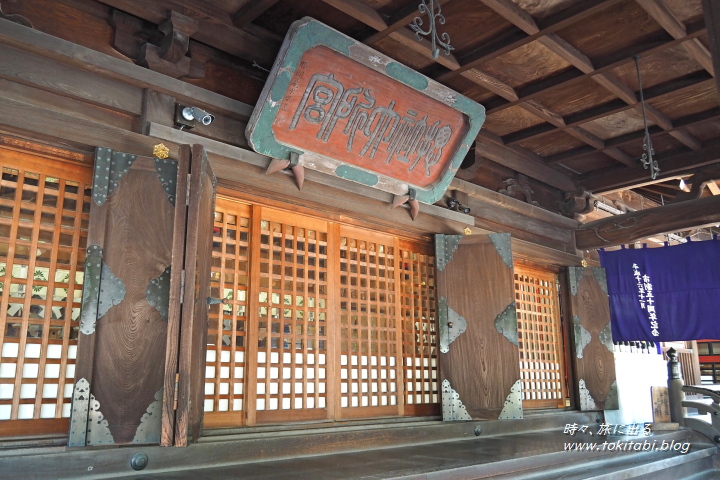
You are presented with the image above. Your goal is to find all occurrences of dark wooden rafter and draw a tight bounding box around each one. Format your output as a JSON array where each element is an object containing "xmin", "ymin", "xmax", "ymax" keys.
[
  {"xmin": 231, "ymin": 0, "xmax": 282, "ymax": 28},
  {"xmin": 96, "ymin": 0, "xmax": 280, "ymax": 65},
  {"xmin": 479, "ymin": 0, "xmax": 703, "ymax": 156},
  {"xmin": 575, "ymin": 194, "xmax": 720, "ymax": 249},
  {"xmin": 580, "ymin": 139, "xmax": 720, "ymax": 193},
  {"xmin": 703, "ymin": 0, "xmax": 720, "ymax": 108}
]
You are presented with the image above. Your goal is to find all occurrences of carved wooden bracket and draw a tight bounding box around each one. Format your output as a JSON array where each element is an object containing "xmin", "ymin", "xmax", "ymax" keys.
[
  {"xmin": 669, "ymin": 164, "xmax": 720, "ymax": 204},
  {"xmin": 558, "ymin": 187, "xmax": 594, "ymax": 218},
  {"xmin": 0, "ymin": 2, "xmax": 32, "ymax": 28},
  {"xmin": 498, "ymin": 174, "xmax": 539, "ymax": 207},
  {"xmin": 110, "ymin": 10, "xmax": 205, "ymax": 79}
]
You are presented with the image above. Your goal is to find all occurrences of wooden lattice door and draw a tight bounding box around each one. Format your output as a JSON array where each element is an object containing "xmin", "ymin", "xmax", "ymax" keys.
[
  {"xmin": 436, "ymin": 233, "xmax": 523, "ymax": 420},
  {"xmin": 567, "ymin": 267, "xmax": 617, "ymax": 411}
]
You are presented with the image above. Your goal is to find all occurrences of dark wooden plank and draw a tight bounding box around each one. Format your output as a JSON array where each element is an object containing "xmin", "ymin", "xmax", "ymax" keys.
[
  {"xmin": 575, "ymin": 194, "xmax": 720, "ymax": 249},
  {"xmin": 567, "ymin": 267, "xmax": 616, "ymax": 411},
  {"xmin": 161, "ymin": 145, "xmax": 191, "ymax": 446},
  {"xmin": 580, "ymin": 138, "xmax": 720, "ymax": 192},
  {"xmin": 174, "ymin": 145, "xmax": 216, "ymax": 446},
  {"xmin": 438, "ymin": 234, "xmax": 521, "ymax": 420},
  {"xmin": 140, "ymin": 89, "xmax": 177, "ymax": 135},
  {"xmin": 231, "ymin": 0, "xmax": 281, "ymax": 27},
  {"xmin": 476, "ymin": 139, "xmax": 577, "ymax": 191},
  {"xmin": 90, "ymin": 156, "xmax": 175, "ymax": 444},
  {"xmin": 0, "ymin": 43, "xmax": 142, "ymax": 115},
  {"xmin": 0, "ymin": 18, "xmax": 254, "ymax": 118}
]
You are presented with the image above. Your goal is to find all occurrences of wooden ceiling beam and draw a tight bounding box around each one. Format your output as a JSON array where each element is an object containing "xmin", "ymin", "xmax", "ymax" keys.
[
  {"xmin": 636, "ymin": 0, "xmax": 713, "ymax": 75},
  {"xmin": 504, "ymin": 75, "xmax": 713, "ymax": 146},
  {"xmin": 321, "ymin": 0, "xmax": 388, "ymax": 30},
  {"xmin": 231, "ymin": 0, "xmax": 281, "ymax": 28},
  {"xmin": 580, "ymin": 139, "xmax": 720, "ymax": 192},
  {"xmin": 96, "ymin": 0, "xmax": 278, "ymax": 64},
  {"xmin": 575, "ymin": 194, "xmax": 720, "ymax": 249},
  {"xmin": 437, "ymin": 0, "xmax": 625, "ymax": 82},
  {"xmin": 703, "ymin": 0, "xmax": 720, "ymax": 109},
  {"xmin": 487, "ymin": 23, "xmax": 706, "ymax": 114},
  {"xmin": 364, "ymin": 0, "xmax": 453, "ymax": 46}
]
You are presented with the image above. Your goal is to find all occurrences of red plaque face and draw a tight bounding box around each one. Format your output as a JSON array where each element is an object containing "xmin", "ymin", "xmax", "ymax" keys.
[{"xmin": 272, "ymin": 46, "xmax": 469, "ymax": 188}]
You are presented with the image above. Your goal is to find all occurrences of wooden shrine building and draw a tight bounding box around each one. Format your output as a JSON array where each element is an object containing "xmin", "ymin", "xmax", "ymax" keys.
[{"xmin": 1, "ymin": 0, "xmax": 720, "ymax": 478}]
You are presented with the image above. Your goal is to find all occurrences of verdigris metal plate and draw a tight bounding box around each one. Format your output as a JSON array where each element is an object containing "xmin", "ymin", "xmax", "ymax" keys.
[
  {"xmin": 498, "ymin": 379, "xmax": 523, "ymax": 420},
  {"xmin": 578, "ymin": 379, "xmax": 598, "ymax": 410},
  {"xmin": 593, "ymin": 267, "xmax": 608, "ymax": 295},
  {"xmin": 153, "ymin": 157, "xmax": 179, "ymax": 206},
  {"xmin": 489, "ymin": 233, "xmax": 512, "ymax": 269},
  {"xmin": 97, "ymin": 262, "xmax": 126, "ymax": 321},
  {"xmin": 68, "ymin": 377, "xmax": 90, "ymax": 447},
  {"xmin": 246, "ymin": 18, "xmax": 485, "ymax": 205},
  {"xmin": 92, "ymin": 147, "xmax": 136, "ymax": 205},
  {"xmin": 435, "ymin": 234, "xmax": 462, "ymax": 271},
  {"xmin": 495, "ymin": 302, "xmax": 519, "ymax": 347},
  {"xmin": 574, "ymin": 315, "xmax": 592, "ymax": 359},
  {"xmin": 438, "ymin": 297, "xmax": 467, "ymax": 353},
  {"xmin": 441, "ymin": 379, "xmax": 472, "ymax": 421},
  {"xmin": 146, "ymin": 266, "xmax": 171, "ymax": 322},
  {"xmin": 132, "ymin": 388, "xmax": 163, "ymax": 444},
  {"xmin": 86, "ymin": 393, "xmax": 115, "ymax": 445},
  {"xmin": 79, "ymin": 245, "xmax": 102, "ymax": 335}
]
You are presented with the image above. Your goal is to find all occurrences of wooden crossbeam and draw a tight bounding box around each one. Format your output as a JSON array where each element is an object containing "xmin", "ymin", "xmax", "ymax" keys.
[
  {"xmin": 231, "ymin": 0, "xmax": 281, "ymax": 28},
  {"xmin": 575, "ymin": 194, "xmax": 720, "ymax": 249},
  {"xmin": 637, "ymin": 0, "xmax": 713, "ymax": 75},
  {"xmin": 580, "ymin": 139, "xmax": 720, "ymax": 193}
]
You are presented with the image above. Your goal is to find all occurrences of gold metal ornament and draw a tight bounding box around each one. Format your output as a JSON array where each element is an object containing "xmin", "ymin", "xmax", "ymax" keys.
[
  {"xmin": 581, "ymin": 259, "xmax": 588, "ymax": 267},
  {"xmin": 463, "ymin": 227, "xmax": 472, "ymax": 235},
  {"xmin": 153, "ymin": 143, "xmax": 170, "ymax": 159}
]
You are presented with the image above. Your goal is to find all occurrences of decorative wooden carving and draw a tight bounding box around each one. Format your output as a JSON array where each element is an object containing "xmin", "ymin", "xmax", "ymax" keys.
[
  {"xmin": 669, "ymin": 164, "xmax": 720, "ymax": 203},
  {"xmin": 0, "ymin": 2, "xmax": 32, "ymax": 28},
  {"xmin": 110, "ymin": 9, "xmax": 205, "ymax": 79},
  {"xmin": 558, "ymin": 187, "xmax": 594, "ymax": 218},
  {"xmin": 498, "ymin": 174, "xmax": 539, "ymax": 207}
]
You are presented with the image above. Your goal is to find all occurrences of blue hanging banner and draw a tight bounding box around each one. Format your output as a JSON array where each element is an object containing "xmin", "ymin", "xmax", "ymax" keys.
[{"xmin": 599, "ymin": 239, "xmax": 720, "ymax": 341}]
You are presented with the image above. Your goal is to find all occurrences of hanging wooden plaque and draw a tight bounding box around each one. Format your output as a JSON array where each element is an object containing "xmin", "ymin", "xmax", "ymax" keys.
[{"xmin": 246, "ymin": 17, "xmax": 485, "ymax": 204}]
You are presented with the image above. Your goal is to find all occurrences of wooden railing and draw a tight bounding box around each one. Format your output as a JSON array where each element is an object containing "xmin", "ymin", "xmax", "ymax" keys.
[{"xmin": 666, "ymin": 348, "xmax": 720, "ymax": 445}]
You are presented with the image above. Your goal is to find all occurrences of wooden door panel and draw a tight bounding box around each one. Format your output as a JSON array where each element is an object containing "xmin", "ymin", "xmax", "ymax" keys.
[
  {"xmin": 567, "ymin": 267, "xmax": 618, "ymax": 411},
  {"xmin": 437, "ymin": 234, "xmax": 522, "ymax": 420},
  {"xmin": 70, "ymin": 149, "xmax": 177, "ymax": 446}
]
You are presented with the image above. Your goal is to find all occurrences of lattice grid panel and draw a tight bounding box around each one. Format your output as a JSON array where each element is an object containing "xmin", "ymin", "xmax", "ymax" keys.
[
  {"xmin": 255, "ymin": 211, "xmax": 329, "ymax": 413},
  {"xmin": 399, "ymin": 246, "xmax": 438, "ymax": 408},
  {"xmin": 0, "ymin": 164, "xmax": 89, "ymax": 421},
  {"xmin": 204, "ymin": 200, "xmax": 251, "ymax": 417},
  {"xmin": 514, "ymin": 266, "xmax": 566, "ymax": 407},
  {"xmin": 339, "ymin": 231, "xmax": 398, "ymax": 409}
]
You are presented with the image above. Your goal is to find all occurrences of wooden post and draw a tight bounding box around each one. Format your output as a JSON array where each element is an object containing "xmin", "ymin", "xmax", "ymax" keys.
[{"xmin": 666, "ymin": 348, "xmax": 686, "ymax": 425}]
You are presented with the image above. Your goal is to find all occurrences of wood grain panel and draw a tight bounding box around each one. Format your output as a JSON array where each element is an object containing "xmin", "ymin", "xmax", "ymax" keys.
[
  {"xmin": 555, "ymin": 1, "xmax": 664, "ymax": 60},
  {"xmin": 438, "ymin": 235, "xmax": 521, "ymax": 420},
  {"xmin": 531, "ymin": 76, "xmax": 618, "ymax": 117},
  {"xmin": 580, "ymin": 108, "xmax": 648, "ymax": 140},
  {"xmin": 607, "ymin": 43, "xmax": 705, "ymax": 91},
  {"xmin": 481, "ymin": 40, "xmax": 574, "ymax": 89},
  {"xmin": 567, "ymin": 267, "xmax": 616, "ymax": 410},
  {"xmin": 649, "ymin": 81, "xmax": 718, "ymax": 119},
  {"xmin": 483, "ymin": 106, "xmax": 546, "ymax": 136},
  {"xmin": 517, "ymin": 130, "xmax": 587, "ymax": 157},
  {"xmin": 91, "ymin": 157, "xmax": 175, "ymax": 444},
  {"xmin": 557, "ymin": 152, "xmax": 617, "ymax": 174}
]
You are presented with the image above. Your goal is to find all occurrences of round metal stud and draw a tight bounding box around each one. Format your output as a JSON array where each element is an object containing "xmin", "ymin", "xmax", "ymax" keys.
[
  {"xmin": 474, "ymin": 425, "xmax": 482, "ymax": 436},
  {"xmin": 130, "ymin": 452, "xmax": 149, "ymax": 471}
]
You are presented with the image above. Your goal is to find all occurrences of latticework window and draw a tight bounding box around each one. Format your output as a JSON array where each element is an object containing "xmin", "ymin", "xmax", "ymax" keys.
[
  {"xmin": 0, "ymin": 150, "xmax": 90, "ymax": 430},
  {"xmin": 399, "ymin": 242, "xmax": 438, "ymax": 415},
  {"xmin": 514, "ymin": 265, "xmax": 567, "ymax": 408},
  {"xmin": 203, "ymin": 200, "xmax": 252, "ymax": 427},
  {"xmin": 254, "ymin": 209, "xmax": 329, "ymax": 422},
  {"xmin": 338, "ymin": 227, "xmax": 400, "ymax": 416}
]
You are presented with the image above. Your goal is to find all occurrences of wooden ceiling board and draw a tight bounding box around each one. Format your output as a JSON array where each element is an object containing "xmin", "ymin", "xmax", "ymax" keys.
[
  {"xmin": 443, "ymin": 75, "xmax": 495, "ymax": 103},
  {"xmin": 372, "ymin": 36, "xmax": 437, "ymax": 70},
  {"xmin": 479, "ymin": 39, "xmax": 575, "ymax": 89},
  {"xmin": 257, "ymin": 0, "xmax": 368, "ymax": 37},
  {"xmin": 684, "ymin": 119, "xmax": 720, "ymax": 143},
  {"xmin": 580, "ymin": 108, "xmax": 650, "ymax": 141},
  {"xmin": 554, "ymin": 0, "xmax": 667, "ymax": 61},
  {"xmin": 207, "ymin": 0, "xmax": 249, "ymax": 12},
  {"xmin": 663, "ymin": 0, "xmax": 704, "ymax": 23},
  {"xmin": 606, "ymin": 43, "xmax": 705, "ymax": 91},
  {"xmin": 367, "ymin": 0, "xmax": 418, "ymax": 17},
  {"xmin": 649, "ymin": 81, "xmax": 718, "ymax": 120},
  {"xmin": 516, "ymin": 129, "xmax": 587, "ymax": 157},
  {"xmin": 436, "ymin": 0, "xmax": 514, "ymax": 55},
  {"xmin": 511, "ymin": 0, "xmax": 578, "ymax": 20},
  {"xmin": 482, "ymin": 105, "xmax": 546, "ymax": 136},
  {"xmin": 532, "ymin": 76, "xmax": 618, "ymax": 117},
  {"xmin": 559, "ymin": 152, "xmax": 618, "ymax": 175},
  {"xmin": 618, "ymin": 132, "xmax": 683, "ymax": 158}
]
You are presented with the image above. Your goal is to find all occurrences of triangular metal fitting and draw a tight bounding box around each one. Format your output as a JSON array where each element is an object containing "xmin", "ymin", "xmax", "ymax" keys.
[{"xmin": 435, "ymin": 234, "xmax": 462, "ymax": 271}]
